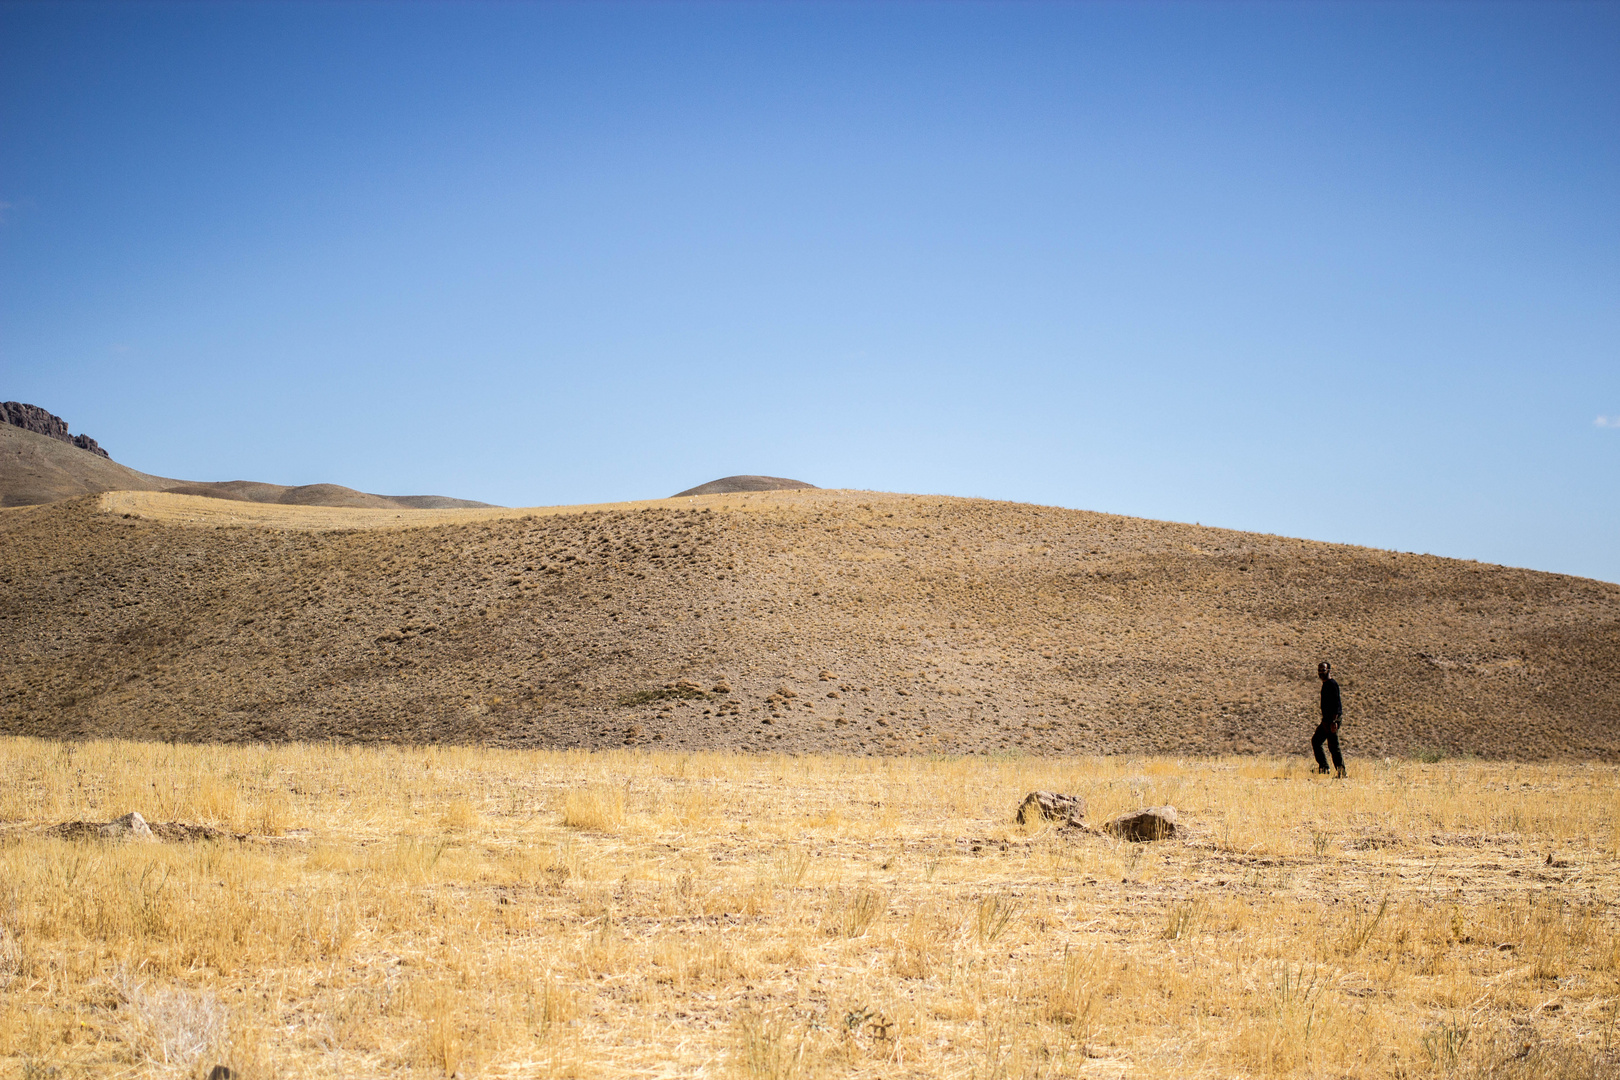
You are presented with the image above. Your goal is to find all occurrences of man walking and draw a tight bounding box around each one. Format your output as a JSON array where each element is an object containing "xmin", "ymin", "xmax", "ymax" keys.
[{"xmin": 1312, "ymin": 661, "xmax": 1346, "ymax": 778}]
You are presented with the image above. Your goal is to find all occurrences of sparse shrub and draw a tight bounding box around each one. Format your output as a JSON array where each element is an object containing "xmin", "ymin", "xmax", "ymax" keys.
[
  {"xmin": 1163, "ymin": 900, "xmax": 1203, "ymax": 941},
  {"xmin": 827, "ymin": 887, "xmax": 886, "ymax": 938},
  {"xmin": 618, "ymin": 683, "xmax": 710, "ymax": 706},
  {"xmin": 1340, "ymin": 895, "xmax": 1391, "ymax": 956},
  {"xmin": 525, "ymin": 971, "xmax": 577, "ymax": 1040},
  {"xmin": 735, "ymin": 1010, "xmax": 809, "ymax": 1080},
  {"xmin": 770, "ymin": 846, "xmax": 811, "ymax": 888},
  {"xmin": 437, "ymin": 797, "xmax": 478, "ymax": 831},
  {"xmin": 563, "ymin": 786, "xmax": 625, "ymax": 831},
  {"xmin": 415, "ymin": 984, "xmax": 468, "ymax": 1078},
  {"xmin": 1043, "ymin": 945, "xmax": 1105, "ymax": 1040},
  {"xmin": 892, "ymin": 908, "xmax": 947, "ymax": 979},
  {"xmin": 1422, "ymin": 1017, "xmax": 1472, "ymax": 1073},
  {"xmin": 975, "ymin": 893, "xmax": 1018, "ymax": 944},
  {"xmin": 112, "ymin": 968, "xmax": 227, "ymax": 1070}
]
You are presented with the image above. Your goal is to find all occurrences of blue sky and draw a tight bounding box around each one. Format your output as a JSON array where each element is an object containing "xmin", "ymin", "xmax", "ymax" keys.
[{"xmin": 2, "ymin": 1, "xmax": 1616, "ymax": 582}]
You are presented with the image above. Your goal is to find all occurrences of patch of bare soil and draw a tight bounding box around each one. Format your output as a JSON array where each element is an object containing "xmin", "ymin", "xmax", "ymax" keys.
[{"xmin": 0, "ymin": 486, "xmax": 1615, "ymax": 759}]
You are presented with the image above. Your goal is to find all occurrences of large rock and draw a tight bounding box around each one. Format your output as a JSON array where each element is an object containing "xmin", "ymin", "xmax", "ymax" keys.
[
  {"xmin": 98, "ymin": 811, "xmax": 155, "ymax": 840},
  {"xmin": 1016, "ymin": 790, "xmax": 1087, "ymax": 826},
  {"xmin": 1103, "ymin": 805, "xmax": 1178, "ymax": 842}
]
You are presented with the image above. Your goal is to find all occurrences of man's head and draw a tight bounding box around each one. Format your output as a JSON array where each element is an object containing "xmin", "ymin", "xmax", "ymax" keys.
[{"xmin": 1318, "ymin": 661, "xmax": 1331, "ymax": 681}]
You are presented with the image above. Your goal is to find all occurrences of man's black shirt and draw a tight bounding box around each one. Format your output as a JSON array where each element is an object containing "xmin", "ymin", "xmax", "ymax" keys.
[{"xmin": 1320, "ymin": 677, "xmax": 1342, "ymax": 723}]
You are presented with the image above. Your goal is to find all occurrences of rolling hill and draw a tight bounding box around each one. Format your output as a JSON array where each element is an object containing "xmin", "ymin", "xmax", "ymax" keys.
[
  {"xmin": 2, "ymin": 486, "xmax": 1615, "ymax": 760},
  {"xmin": 1, "ymin": 414, "xmax": 493, "ymax": 510}
]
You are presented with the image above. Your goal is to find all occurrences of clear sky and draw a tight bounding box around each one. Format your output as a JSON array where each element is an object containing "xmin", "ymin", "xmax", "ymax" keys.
[{"xmin": 2, "ymin": 2, "xmax": 1617, "ymax": 582}]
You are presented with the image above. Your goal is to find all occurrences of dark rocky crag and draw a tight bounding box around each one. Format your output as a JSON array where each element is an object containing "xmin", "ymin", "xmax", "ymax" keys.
[{"xmin": 2, "ymin": 402, "xmax": 108, "ymax": 458}]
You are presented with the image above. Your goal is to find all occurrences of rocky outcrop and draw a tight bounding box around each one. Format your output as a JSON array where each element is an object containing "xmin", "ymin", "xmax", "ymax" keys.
[
  {"xmin": 1016, "ymin": 791, "xmax": 1087, "ymax": 826},
  {"xmin": 1, "ymin": 402, "xmax": 71, "ymax": 441},
  {"xmin": 1103, "ymin": 806, "xmax": 1178, "ymax": 842},
  {"xmin": 1, "ymin": 402, "xmax": 109, "ymax": 458}
]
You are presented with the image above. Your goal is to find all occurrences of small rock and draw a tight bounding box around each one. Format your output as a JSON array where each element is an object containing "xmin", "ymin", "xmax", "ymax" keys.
[
  {"xmin": 1103, "ymin": 805, "xmax": 1178, "ymax": 842},
  {"xmin": 1016, "ymin": 791, "xmax": 1087, "ymax": 826},
  {"xmin": 98, "ymin": 811, "xmax": 155, "ymax": 842}
]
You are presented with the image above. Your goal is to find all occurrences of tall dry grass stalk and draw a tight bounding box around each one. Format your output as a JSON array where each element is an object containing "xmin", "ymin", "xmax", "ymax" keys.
[{"xmin": 0, "ymin": 736, "xmax": 1616, "ymax": 1078}]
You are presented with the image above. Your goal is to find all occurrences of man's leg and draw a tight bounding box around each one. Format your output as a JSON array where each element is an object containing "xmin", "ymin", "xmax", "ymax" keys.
[
  {"xmin": 1311, "ymin": 725, "xmax": 1330, "ymax": 772},
  {"xmin": 1327, "ymin": 727, "xmax": 1346, "ymax": 778}
]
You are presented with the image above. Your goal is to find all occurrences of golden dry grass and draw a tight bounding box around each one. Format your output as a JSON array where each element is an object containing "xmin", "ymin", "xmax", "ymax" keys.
[{"xmin": 2, "ymin": 738, "xmax": 1617, "ymax": 1079}]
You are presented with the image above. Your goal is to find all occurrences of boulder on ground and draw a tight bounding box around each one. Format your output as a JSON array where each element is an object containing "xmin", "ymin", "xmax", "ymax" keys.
[
  {"xmin": 1016, "ymin": 791, "xmax": 1087, "ymax": 826},
  {"xmin": 1103, "ymin": 805, "xmax": 1178, "ymax": 842},
  {"xmin": 100, "ymin": 811, "xmax": 155, "ymax": 840}
]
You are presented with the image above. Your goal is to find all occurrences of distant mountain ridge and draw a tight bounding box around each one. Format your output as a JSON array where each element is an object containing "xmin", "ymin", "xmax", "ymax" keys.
[
  {"xmin": 673, "ymin": 475, "xmax": 816, "ymax": 497},
  {"xmin": 0, "ymin": 403, "xmax": 493, "ymax": 510}
]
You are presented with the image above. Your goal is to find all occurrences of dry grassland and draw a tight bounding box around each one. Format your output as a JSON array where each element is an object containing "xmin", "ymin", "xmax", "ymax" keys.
[{"xmin": 2, "ymin": 738, "xmax": 1617, "ymax": 1079}]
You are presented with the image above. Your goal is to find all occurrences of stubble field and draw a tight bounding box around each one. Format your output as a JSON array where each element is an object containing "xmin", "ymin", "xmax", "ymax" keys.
[{"xmin": 2, "ymin": 738, "xmax": 1617, "ymax": 1079}]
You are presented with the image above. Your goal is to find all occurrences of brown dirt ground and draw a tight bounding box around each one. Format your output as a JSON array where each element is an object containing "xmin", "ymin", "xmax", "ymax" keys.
[{"xmin": 1, "ymin": 487, "xmax": 1616, "ymax": 760}]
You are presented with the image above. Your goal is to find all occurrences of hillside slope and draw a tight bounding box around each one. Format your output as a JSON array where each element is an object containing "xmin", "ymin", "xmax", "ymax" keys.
[
  {"xmin": 1, "ymin": 487, "xmax": 1615, "ymax": 759},
  {"xmin": 0, "ymin": 423, "xmax": 493, "ymax": 510},
  {"xmin": 0, "ymin": 422, "xmax": 173, "ymax": 506}
]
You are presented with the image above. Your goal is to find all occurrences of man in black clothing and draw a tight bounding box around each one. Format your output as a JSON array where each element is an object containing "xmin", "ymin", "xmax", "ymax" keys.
[{"xmin": 1312, "ymin": 661, "xmax": 1346, "ymax": 778}]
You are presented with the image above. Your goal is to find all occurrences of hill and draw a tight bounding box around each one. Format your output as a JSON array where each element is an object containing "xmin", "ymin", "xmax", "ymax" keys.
[
  {"xmin": 1, "ymin": 400, "xmax": 110, "ymax": 457},
  {"xmin": 1, "ymin": 420, "xmax": 493, "ymax": 510},
  {"xmin": 0, "ymin": 419, "xmax": 174, "ymax": 506},
  {"xmin": 672, "ymin": 475, "xmax": 817, "ymax": 497},
  {"xmin": 2, "ymin": 486, "xmax": 1615, "ymax": 759}
]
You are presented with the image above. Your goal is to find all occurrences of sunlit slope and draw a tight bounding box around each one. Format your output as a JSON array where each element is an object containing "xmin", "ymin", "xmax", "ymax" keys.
[
  {"xmin": 0, "ymin": 423, "xmax": 492, "ymax": 510},
  {"xmin": 2, "ymin": 488, "xmax": 1615, "ymax": 759},
  {"xmin": 0, "ymin": 423, "xmax": 172, "ymax": 506}
]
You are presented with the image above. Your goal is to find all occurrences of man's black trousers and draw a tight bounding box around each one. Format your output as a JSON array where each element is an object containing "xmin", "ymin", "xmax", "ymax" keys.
[{"xmin": 1312, "ymin": 722, "xmax": 1344, "ymax": 772}]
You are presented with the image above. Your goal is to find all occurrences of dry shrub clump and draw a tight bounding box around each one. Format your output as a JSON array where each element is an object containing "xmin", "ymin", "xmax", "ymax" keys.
[{"xmin": 0, "ymin": 737, "xmax": 1617, "ymax": 1078}]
